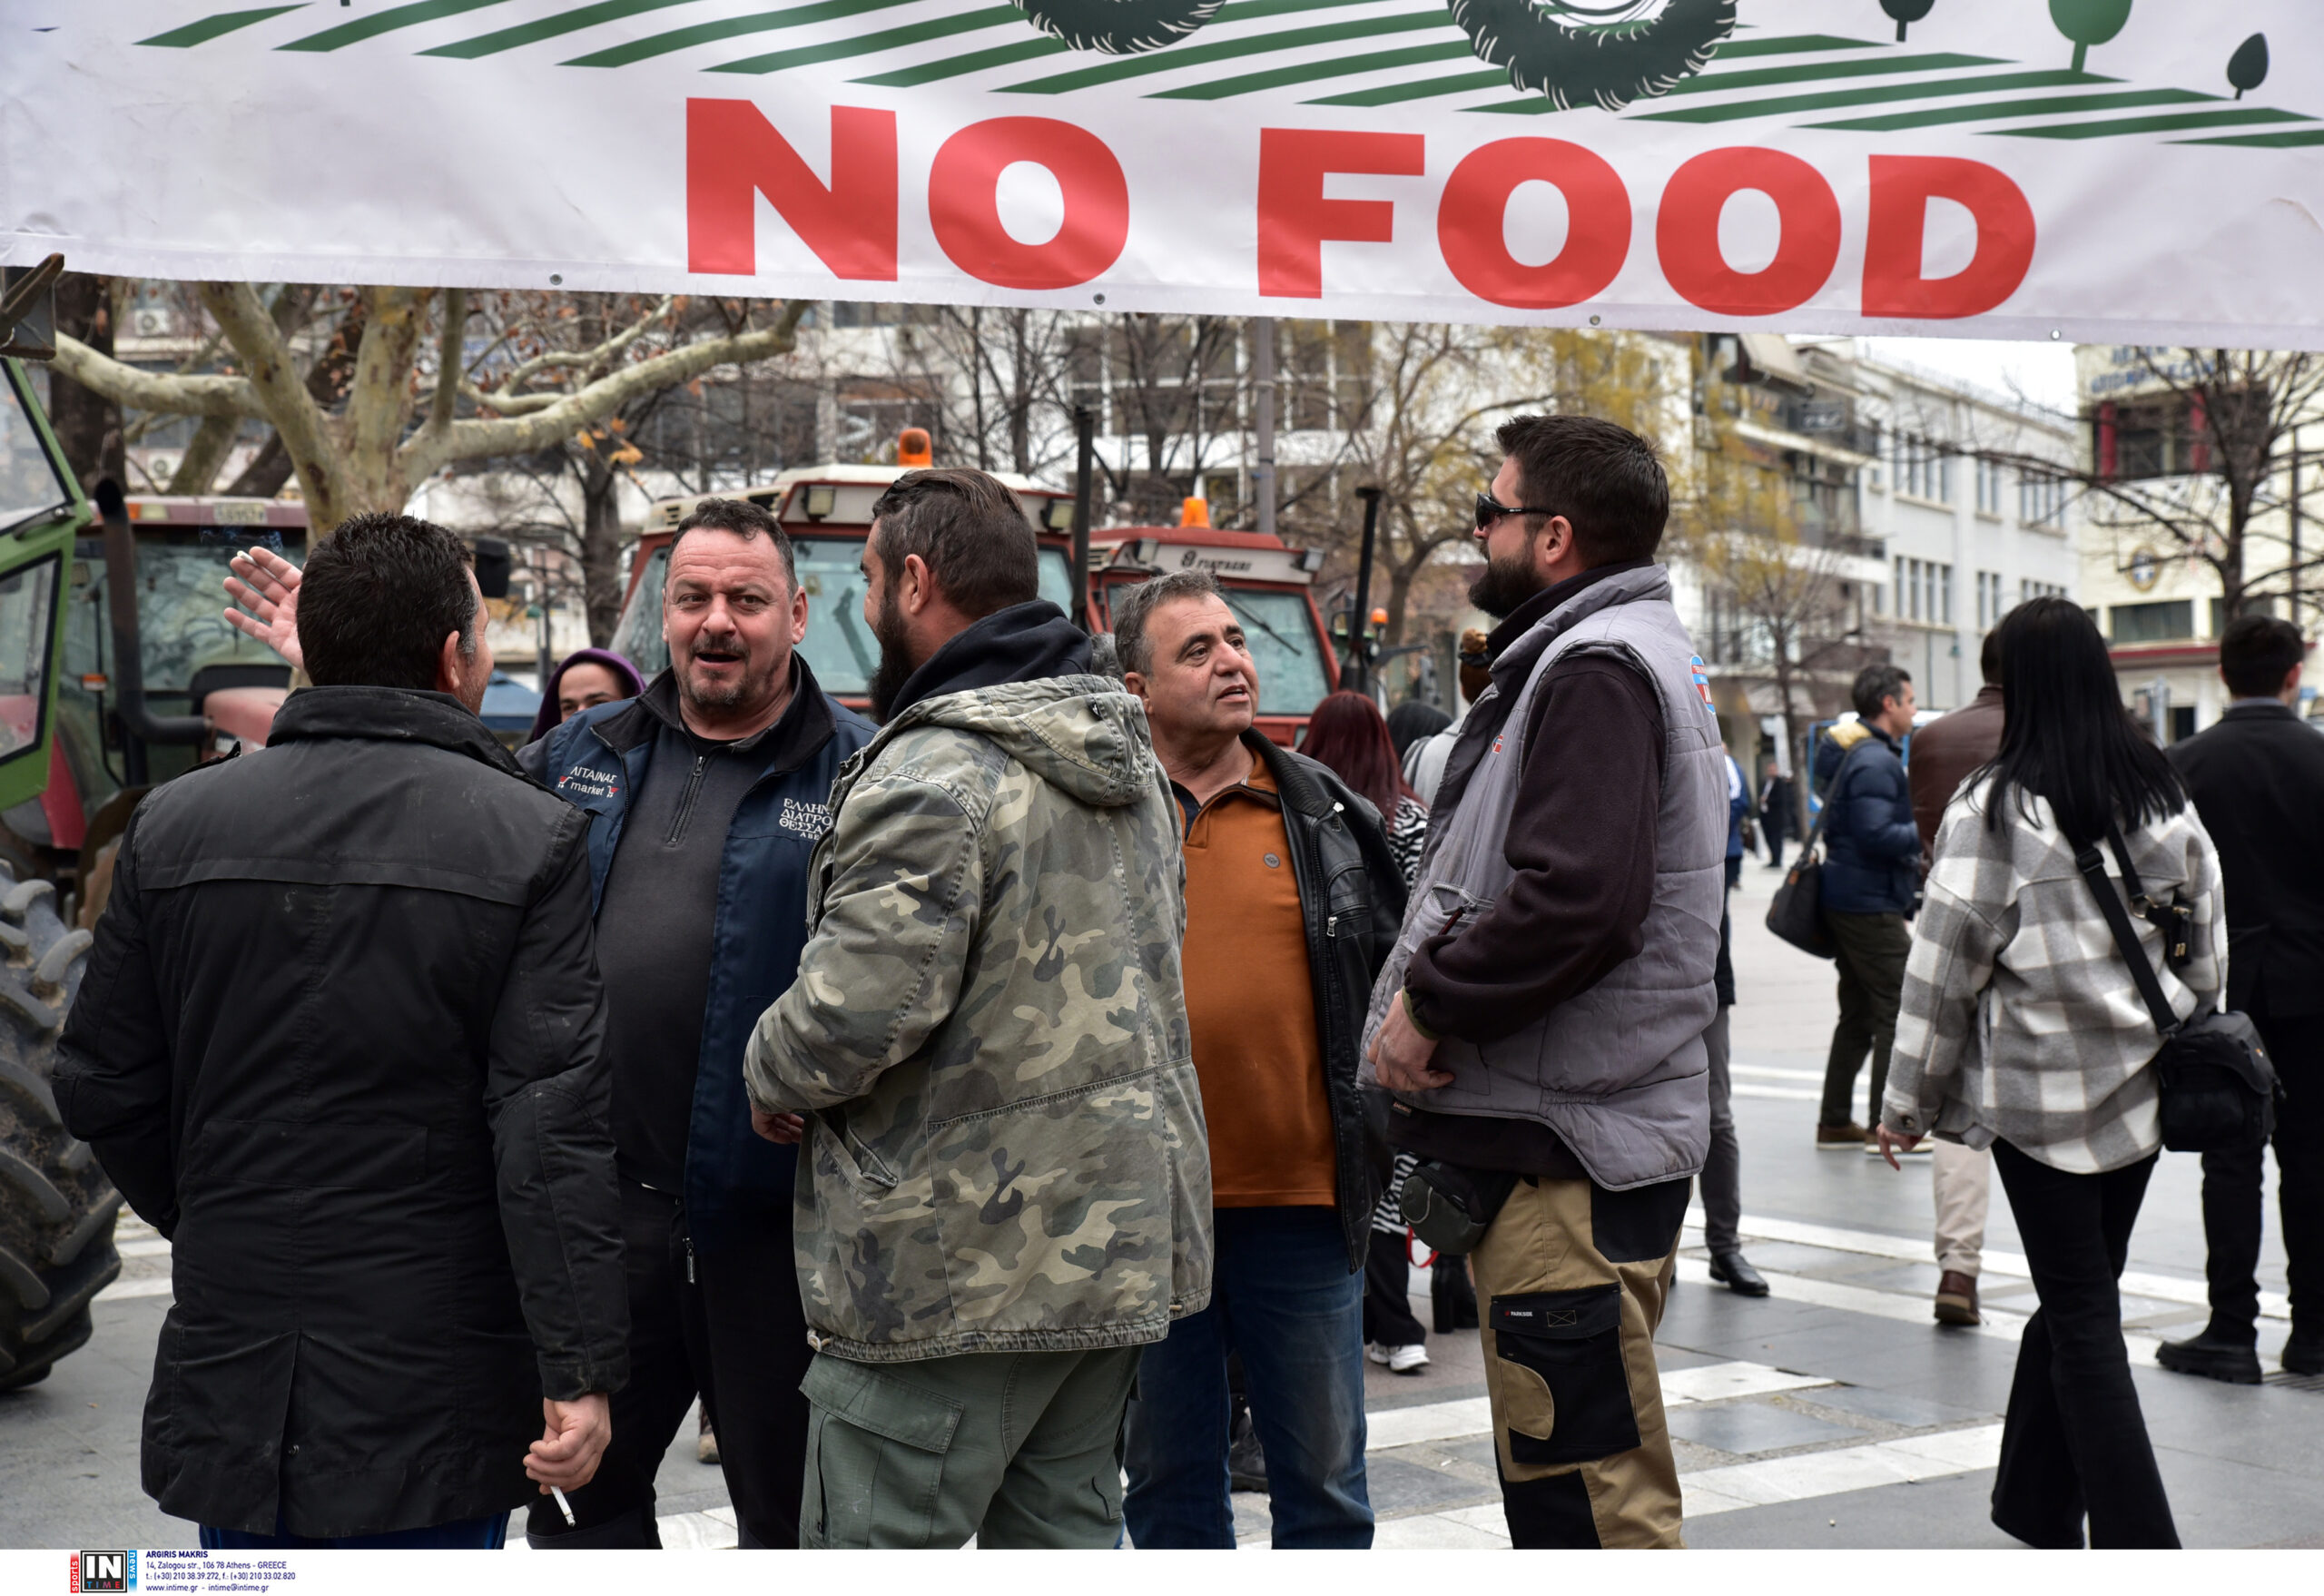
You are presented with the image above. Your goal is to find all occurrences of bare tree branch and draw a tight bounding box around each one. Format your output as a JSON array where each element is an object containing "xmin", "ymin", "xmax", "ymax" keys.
[
  {"xmin": 199, "ymin": 279, "xmax": 350, "ymax": 523},
  {"xmin": 49, "ymin": 334, "xmax": 267, "ymax": 419}
]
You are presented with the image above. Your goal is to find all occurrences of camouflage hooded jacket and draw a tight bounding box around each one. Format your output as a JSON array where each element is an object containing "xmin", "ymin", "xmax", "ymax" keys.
[{"xmin": 743, "ymin": 674, "xmax": 1211, "ymax": 1364}]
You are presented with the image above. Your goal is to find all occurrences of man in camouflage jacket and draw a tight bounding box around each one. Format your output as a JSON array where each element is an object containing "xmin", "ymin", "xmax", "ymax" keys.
[{"xmin": 743, "ymin": 468, "xmax": 1210, "ymax": 1549}]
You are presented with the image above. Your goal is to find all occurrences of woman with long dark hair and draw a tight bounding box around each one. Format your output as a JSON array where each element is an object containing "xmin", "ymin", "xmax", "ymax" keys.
[
  {"xmin": 1879, "ymin": 597, "xmax": 2220, "ymax": 1549},
  {"xmin": 1299, "ymin": 689, "xmax": 1438, "ymax": 1373},
  {"xmin": 1301, "ymin": 692, "xmax": 1428, "ymax": 887}
]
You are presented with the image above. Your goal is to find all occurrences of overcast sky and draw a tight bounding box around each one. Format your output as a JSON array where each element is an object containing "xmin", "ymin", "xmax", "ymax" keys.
[{"xmin": 1856, "ymin": 337, "xmax": 2082, "ymax": 419}]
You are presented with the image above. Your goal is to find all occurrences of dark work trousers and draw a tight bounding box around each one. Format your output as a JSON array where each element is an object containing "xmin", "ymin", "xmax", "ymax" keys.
[
  {"xmin": 525, "ymin": 1181, "xmax": 811, "ymax": 1550},
  {"xmin": 1988, "ymin": 1140, "xmax": 2179, "ymax": 1549},
  {"xmin": 1820, "ymin": 910, "xmax": 1909, "ymax": 1128},
  {"xmin": 2196, "ymin": 1003, "xmax": 2322, "ymax": 1339},
  {"xmin": 1363, "ymin": 1226, "xmax": 1428, "ymax": 1347}
]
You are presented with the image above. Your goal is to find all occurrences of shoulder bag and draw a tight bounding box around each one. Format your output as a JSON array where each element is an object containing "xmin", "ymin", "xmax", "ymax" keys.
[
  {"xmin": 2073, "ymin": 824, "xmax": 2278, "ymax": 1155},
  {"xmin": 1765, "ymin": 744, "xmax": 1862, "ymax": 960}
]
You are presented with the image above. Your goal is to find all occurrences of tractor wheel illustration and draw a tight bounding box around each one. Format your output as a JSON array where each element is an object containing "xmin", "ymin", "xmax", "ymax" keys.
[
  {"xmin": 1012, "ymin": 0, "xmax": 1231, "ymax": 54},
  {"xmin": 1449, "ymin": 0, "xmax": 1738, "ymax": 110}
]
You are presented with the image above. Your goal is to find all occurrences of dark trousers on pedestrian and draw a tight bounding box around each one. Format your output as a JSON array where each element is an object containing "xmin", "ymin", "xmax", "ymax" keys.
[
  {"xmin": 2195, "ymin": 1002, "xmax": 2322, "ymax": 1340},
  {"xmin": 525, "ymin": 1180, "xmax": 811, "ymax": 1550},
  {"xmin": 1699, "ymin": 1005, "xmax": 1740, "ymax": 1254},
  {"xmin": 1763, "ymin": 816, "xmax": 1787, "ymax": 870},
  {"xmin": 1363, "ymin": 1225, "xmax": 1428, "ymax": 1348},
  {"xmin": 1820, "ymin": 910, "xmax": 1908, "ymax": 1128},
  {"xmin": 1989, "ymin": 1139, "xmax": 2179, "ymax": 1549},
  {"xmin": 202, "ymin": 1514, "xmax": 509, "ymax": 1549},
  {"xmin": 1125, "ymin": 1206, "xmax": 1373, "ymax": 1548}
]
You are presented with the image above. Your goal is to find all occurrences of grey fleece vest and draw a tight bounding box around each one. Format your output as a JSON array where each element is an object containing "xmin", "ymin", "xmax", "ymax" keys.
[{"xmin": 1362, "ymin": 565, "xmax": 1724, "ymax": 1189}]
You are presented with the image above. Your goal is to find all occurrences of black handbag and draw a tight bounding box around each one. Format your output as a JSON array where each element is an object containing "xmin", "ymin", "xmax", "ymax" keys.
[
  {"xmin": 2073, "ymin": 825, "xmax": 2279, "ymax": 1155},
  {"xmin": 1765, "ymin": 744, "xmax": 1862, "ymax": 959}
]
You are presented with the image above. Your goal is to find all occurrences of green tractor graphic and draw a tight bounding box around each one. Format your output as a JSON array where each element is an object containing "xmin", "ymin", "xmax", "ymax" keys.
[{"xmin": 1014, "ymin": 0, "xmax": 1738, "ymax": 110}]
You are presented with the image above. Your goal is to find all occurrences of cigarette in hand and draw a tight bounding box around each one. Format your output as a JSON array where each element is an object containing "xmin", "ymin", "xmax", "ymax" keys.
[{"xmin": 551, "ymin": 1486, "xmax": 577, "ymax": 1528}]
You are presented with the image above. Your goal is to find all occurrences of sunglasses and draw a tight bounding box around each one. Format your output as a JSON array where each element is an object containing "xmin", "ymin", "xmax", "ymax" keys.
[{"xmin": 1473, "ymin": 492, "xmax": 1559, "ymax": 532}]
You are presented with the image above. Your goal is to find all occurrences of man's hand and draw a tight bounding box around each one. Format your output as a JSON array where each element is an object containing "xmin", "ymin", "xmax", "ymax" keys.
[
  {"xmin": 751, "ymin": 1108, "xmax": 803, "ymax": 1145},
  {"xmin": 1875, "ymin": 1125, "xmax": 1921, "ymax": 1172},
  {"xmin": 1370, "ymin": 991, "xmax": 1454, "ymax": 1094},
  {"xmin": 527, "ymin": 1393, "xmax": 611, "ymax": 1494},
  {"xmin": 222, "ymin": 546, "xmax": 304, "ymax": 671}
]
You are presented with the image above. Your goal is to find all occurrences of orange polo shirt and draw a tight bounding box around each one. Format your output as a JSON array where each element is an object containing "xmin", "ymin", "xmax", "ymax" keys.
[{"xmin": 1177, "ymin": 757, "xmax": 1337, "ymax": 1207}]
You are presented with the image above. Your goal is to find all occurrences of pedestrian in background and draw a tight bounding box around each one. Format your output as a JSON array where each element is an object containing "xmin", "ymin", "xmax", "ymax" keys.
[
  {"xmin": 1115, "ymin": 574, "xmax": 1402, "ymax": 1548},
  {"xmin": 1297, "ymin": 688, "xmax": 1433, "ymax": 1375},
  {"xmin": 744, "ymin": 469, "xmax": 1210, "ymax": 1549},
  {"xmin": 60, "ymin": 514, "xmax": 627, "ymax": 1548},
  {"xmin": 1699, "ymin": 752, "xmax": 1767, "ymax": 1296},
  {"xmin": 1758, "ymin": 767, "xmax": 1795, "ymax": 871},
  {"xmin": 1404, "ymin": 628, "xmax": 1491, "ymax": 805},
  {"xmin": 1367, "ymin": 416, "xmax": 1722, "ymax": 1549},
  {"xmin": 1386, "ymin": 696, "xmax": 1452, "ymax": 764},
  {"xmin": 2160, "ymin": 615, "xmax": 2324, "ymax": 1382},
  {"xmin": 1904, "ymin": 630, "xmax": 2005, "ymax": 1329},
  {"xmin": 1813, "ymin": 665, "xmax": 1922, "ymax": 1152},
  {"xmin": 527, "ymin": 646, "xmax": 645, "ymax": 742},
  {"xmin": 1880, "ymin": 596, "xmax": 2211, "ymax": 1550},
  {"xmin": 514, "ymin": 498, "xmax": 874, "ymax": 1548}
]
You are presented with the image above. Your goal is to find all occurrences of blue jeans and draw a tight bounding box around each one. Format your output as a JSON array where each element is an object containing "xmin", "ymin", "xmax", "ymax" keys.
[
  {"xmin": 200, "ymin": 1512, "xmax": 509, "ymax": 1549},
  {"xmin": 1124, "ymin": 1206, "xmax": 1372, "ymax": 1548}
]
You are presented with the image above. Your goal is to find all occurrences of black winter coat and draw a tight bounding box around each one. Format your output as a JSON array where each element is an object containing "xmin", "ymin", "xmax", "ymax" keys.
[
  {"xmin": 54, "ymin": 687, "xmax": 628, "ymax": 1538},
  {"xmin": 2169, "ymin": 702, "xmax": 2324, "ymax": 1016},
  {"xmin": 1245, "ymin": 733, "xmax": 1407, "ymax": 1271}
]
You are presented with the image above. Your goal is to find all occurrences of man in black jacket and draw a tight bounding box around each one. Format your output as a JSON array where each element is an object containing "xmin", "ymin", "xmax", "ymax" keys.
[
  {"xmin": 2162, "ymin": 615, "xmax": 2324, "ymax": 1382},
  {"xmin": 1113, "ymin": 569, "xmax": 1404, "ymax": 1549},
  {"xmin": 56, "ymin": 513, "xmax": 626, "ymax": 1548}
]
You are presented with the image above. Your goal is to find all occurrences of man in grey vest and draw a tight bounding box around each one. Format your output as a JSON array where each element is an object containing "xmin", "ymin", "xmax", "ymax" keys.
[{"xmin": 1365, "ymin": 415, "xmax": 1723, "ymax": 1549}]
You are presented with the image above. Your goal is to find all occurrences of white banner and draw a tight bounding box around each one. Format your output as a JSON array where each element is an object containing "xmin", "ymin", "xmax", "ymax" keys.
[{"xmin": 9, "ymin": 1, "xmax": 2324, "ymax": 344}]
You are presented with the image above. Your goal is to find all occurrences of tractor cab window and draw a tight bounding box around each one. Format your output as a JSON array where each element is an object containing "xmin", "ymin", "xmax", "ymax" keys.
[
  {"xmin": 2, "ymin": 362, "xmax": 73, "ymax": 537},
  {"xmin": 1219, "ymin": 587, "xmax": 1330, "ymax": 716}
]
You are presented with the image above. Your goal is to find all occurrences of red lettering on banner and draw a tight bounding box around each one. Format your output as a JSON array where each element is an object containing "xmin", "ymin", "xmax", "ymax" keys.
[
  {"xmin": 1257, "ymin": 128, "xmax": 1426, "ymax": 299},
  {"xmin": 1437, "ymin": 139, "xmax": 1630, "ymax": 310},
  {"xmin": 929, "ymin": 118, "xmax": 1129, "ymax": 290},
  {"xmin": 1656, "ymin": 147, "xmax": 1840, "ymax": 317},
  {"xmin": 1861, "ymin": 156, "xmax": 2035, "ymax": 318},
  {"xmin": 686, "ymin": 101, "xmax": 896, "ymax": 280}
]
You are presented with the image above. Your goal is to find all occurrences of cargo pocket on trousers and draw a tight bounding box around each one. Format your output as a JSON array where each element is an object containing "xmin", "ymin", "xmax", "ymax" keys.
[
  {"xmin": 1491, "ymin": 1284, "xmax": 1639, "ymax": 1467},
  {"xmin": 801, "ymin": 1356, "xmax": 963, "ymax": 1548}
]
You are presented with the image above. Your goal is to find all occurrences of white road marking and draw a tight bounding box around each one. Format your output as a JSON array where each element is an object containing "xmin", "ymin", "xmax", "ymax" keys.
[{"xmin": 1698, "ymin": 1207, "xmax": 2290, "ymax": 1321}]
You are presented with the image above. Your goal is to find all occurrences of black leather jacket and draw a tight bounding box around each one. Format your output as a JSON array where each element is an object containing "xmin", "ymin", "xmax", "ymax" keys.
[{"xmin": 1246, "ymin": 733, "xmax": 1408, "ymax": 1271}]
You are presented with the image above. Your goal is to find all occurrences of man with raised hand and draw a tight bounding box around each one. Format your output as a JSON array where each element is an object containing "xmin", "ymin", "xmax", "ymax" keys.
[{"xmin": 744, "ymin": 468, "xmax": 1210, "ymax": 1550}]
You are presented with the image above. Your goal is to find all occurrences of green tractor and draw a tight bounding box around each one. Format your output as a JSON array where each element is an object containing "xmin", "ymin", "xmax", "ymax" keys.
[{"xmin": 0, "ymin": 263, "xmax": 127, "ymax": 1391}]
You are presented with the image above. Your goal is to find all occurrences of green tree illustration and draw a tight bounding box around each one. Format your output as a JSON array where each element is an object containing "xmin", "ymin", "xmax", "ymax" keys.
[
  {"xmin": 1881, "ymin": 1, "xmax": 1934, "ymax": 44},
  {"xmin": 2050, "ymin": 0, "xmax": 2132, "ymax": 74},
  {"xmin": 2228, "ymin": 33, "xmax": 2270, "ymax": 99}
]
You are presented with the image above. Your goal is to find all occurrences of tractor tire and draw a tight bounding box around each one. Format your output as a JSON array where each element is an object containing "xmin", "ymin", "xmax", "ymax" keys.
[{"xmin": 0, "ymin": 863, "xmax": 115, "ymax": 1393}]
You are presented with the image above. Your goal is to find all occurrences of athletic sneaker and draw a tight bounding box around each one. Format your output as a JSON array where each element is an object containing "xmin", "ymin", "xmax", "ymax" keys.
[{"xmin": 1368, "ymin": 1344, "xmax": 1429, "ymax": 1374}]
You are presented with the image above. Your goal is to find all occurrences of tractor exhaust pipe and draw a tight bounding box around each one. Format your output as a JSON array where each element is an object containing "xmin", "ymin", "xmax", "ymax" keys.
[{"xmin": 93, "ymin": 478, "xmax": 205, "ymax": 785}]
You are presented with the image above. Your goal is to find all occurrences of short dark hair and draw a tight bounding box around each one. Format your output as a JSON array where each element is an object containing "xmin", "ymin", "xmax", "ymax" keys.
[
  {"xmin": 1110, "ymin": 569, "xmax": 1222, "ymax": 678},
  {"xmin": 1980, "ymin": 626, "xmax": 2004, "ymax": 687},
  {"xmin": 1493, "ymin": 414, "xmax": 1669, "ymax": 566},
  {"xmin": 669, "ymin": 497, "xmax": 796, "ymax": 590},
  {"xmin": 2219, "ymin": 614, "xmax": 2305, "ymax": 698},
  {"xmin": 1851, "ymin": 663, "xmax": 1911, "ymax": 721},
  {"xmin": 299, "ymin": 513, "xmax": 477, "ymax": 693},
  {"xmin": 869, "ymin": 468, "xmax": 1037, "ymax": 619}
]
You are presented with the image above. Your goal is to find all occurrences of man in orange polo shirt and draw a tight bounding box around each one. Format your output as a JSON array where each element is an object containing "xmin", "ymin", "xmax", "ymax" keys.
[{"xmin": 1112, "ymin": 570, "xmax": 1406, "ymax": 1549}]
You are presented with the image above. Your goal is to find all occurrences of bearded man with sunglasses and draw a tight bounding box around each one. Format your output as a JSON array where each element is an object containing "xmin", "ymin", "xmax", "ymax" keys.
[{"xmin": 1364, "ymin": 414, "xmax": 1725, "ymax": 1549}]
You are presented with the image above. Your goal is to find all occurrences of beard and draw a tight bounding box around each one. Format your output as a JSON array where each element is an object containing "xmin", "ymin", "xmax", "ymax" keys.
[
  {"xmin": 867, "ymin": 585, "xmax": 919, "ymax": 721},
  {"xmin": 678, "ymin": 629, "xmax": 777, "ymax": 712},
  {"xmin": 1467, "ymin": 547, "xmax": 1547, "ymax": 619}
]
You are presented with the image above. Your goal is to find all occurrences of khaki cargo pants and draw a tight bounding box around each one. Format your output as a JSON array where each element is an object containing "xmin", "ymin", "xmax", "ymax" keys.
[
  {"xmin": 799, "ymin": 1345, "xmax": 1141, "ymax": 1549},
  {"xmin": 1471, "ymin": 1172, "xmax": 1691, "ymax": 1548}
]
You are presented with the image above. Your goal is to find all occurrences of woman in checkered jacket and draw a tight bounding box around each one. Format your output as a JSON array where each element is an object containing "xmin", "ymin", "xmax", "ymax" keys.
[{"xmin": 1877, "ymin": 597, "xmax": 2220, "ymax": 1551}]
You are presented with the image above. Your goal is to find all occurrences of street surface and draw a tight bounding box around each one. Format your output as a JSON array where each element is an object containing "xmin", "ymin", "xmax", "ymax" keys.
[{"xmin": 4, "ymin": 868, "xmax": 2314, "ymax": 1550}]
